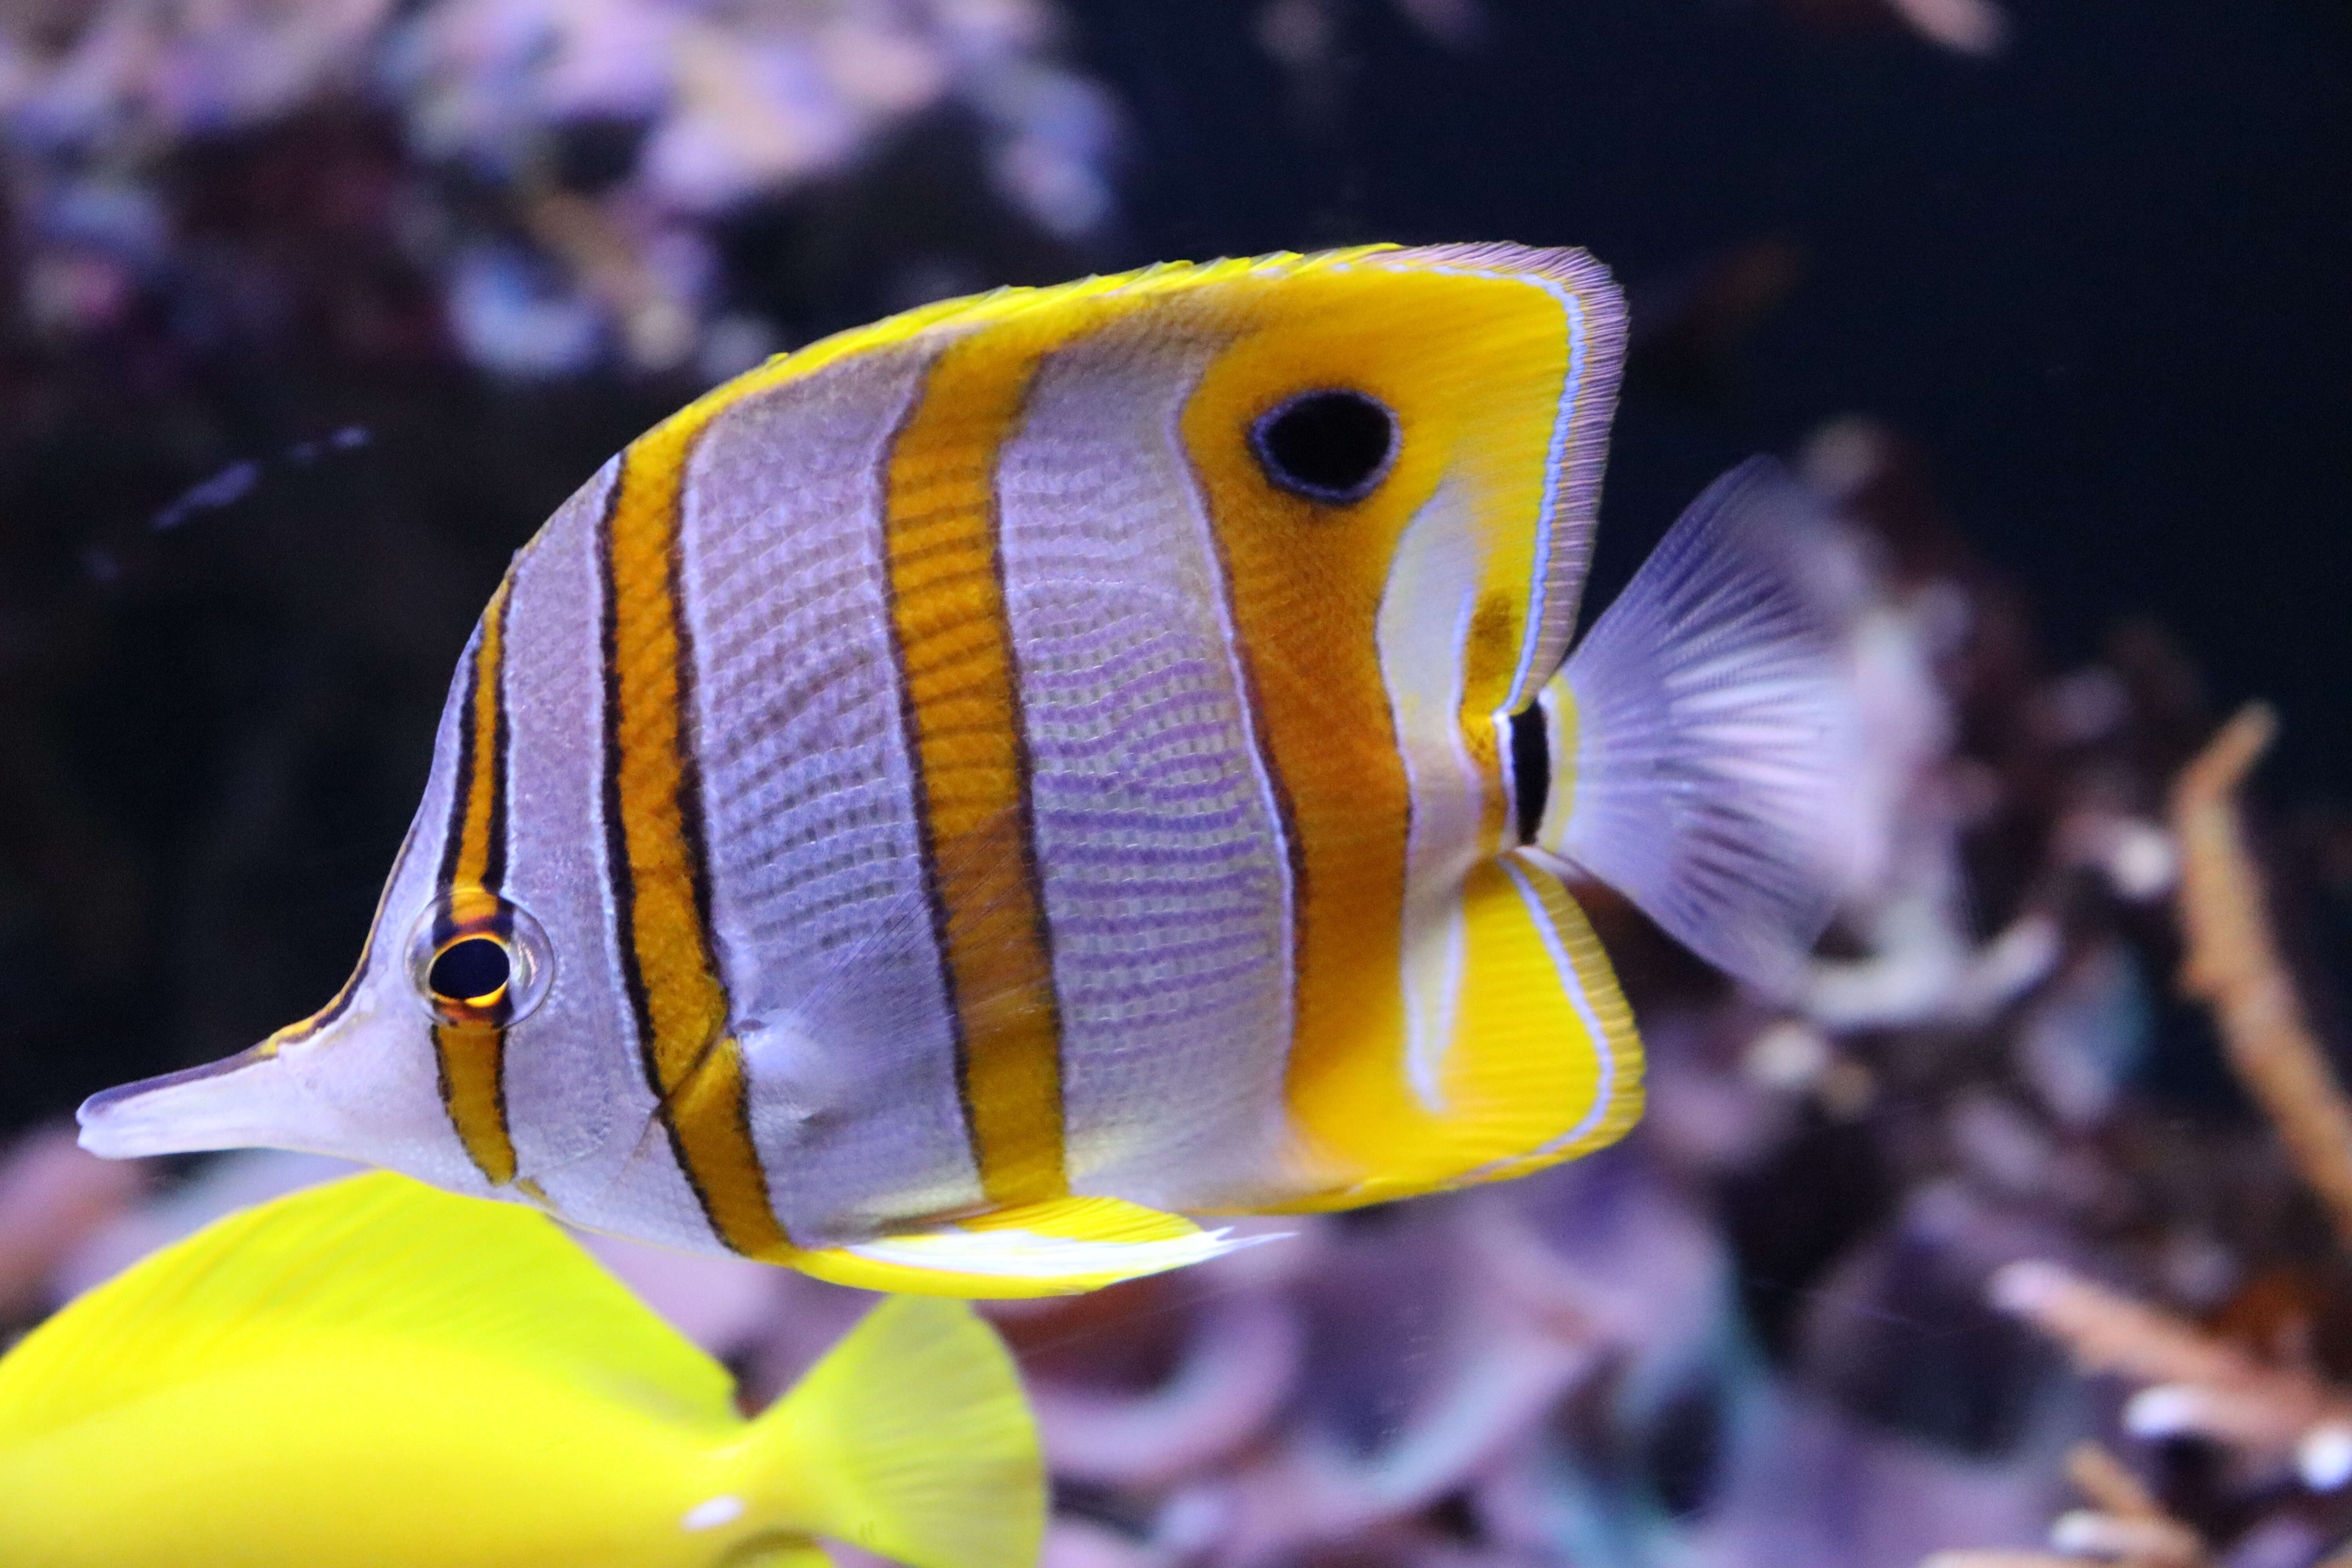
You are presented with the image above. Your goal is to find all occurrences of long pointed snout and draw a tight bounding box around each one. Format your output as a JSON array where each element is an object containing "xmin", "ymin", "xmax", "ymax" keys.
[{"xmin": 77, "ymin": 1046, "xmax": 316, "ymax": 1160}]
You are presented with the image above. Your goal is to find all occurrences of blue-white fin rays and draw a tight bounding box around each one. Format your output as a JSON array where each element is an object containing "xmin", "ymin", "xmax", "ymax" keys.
[
  {"xmin": 767, "ymin": 876, "xmax": 961, "ymax": 1034},
  {"xmin": 1535, "ymin": 456, "xmax": 1868, "ymax": 992}
]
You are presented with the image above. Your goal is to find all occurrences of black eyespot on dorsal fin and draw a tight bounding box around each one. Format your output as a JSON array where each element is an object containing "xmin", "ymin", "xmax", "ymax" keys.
[{"xmin": 1251, "ymin": 389, "xmax": 1397, "ymax": 503}]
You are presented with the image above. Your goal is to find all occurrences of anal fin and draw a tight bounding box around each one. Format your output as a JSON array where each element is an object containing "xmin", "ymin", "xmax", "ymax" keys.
[
  {"xmin": 1276, "ymin": 854, "xmax": 1644, "ymax": 1210},
  {"xmin": 784, "ymin": 1197, "xmax": 1269, "ymax": 1299}
]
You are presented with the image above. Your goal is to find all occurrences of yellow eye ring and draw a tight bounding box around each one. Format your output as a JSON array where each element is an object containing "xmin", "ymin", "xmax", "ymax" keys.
[
  {"xmin": 406, "ymin": 896, "xmax": 554, "ymax": 1026},
  {"xmin": 428, "ymin": 936, "xmax": 512, "ymax": 1007}
]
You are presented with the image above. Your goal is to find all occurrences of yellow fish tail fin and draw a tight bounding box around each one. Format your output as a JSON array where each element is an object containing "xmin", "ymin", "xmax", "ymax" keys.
[
  {"xmin": 752, "ymin": 1296, "xmax": 1044, "ymax": 1568},
  {"xmin": 1534, "ymin": 456, "xmax": 1869, "ymax": 993},
  {"xmin": 786, "ymin": 1197, "xmax": 1272, "ymax": 1298},
  {"xmin": 0, "ymin": 1171, "xmax": 736, "ymax": 1451}
]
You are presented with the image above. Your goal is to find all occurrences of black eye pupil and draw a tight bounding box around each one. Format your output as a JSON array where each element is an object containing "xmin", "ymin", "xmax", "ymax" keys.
[
  {"xmin": 430, "ymin": 938, "xmax": 510, "ymax": 1002},
  {"xmin": 1251, "ymin": 390, "xmax": 1397, "ymax": 503}
]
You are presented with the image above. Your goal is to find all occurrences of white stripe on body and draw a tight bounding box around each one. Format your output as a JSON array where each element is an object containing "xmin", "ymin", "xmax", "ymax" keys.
[
  {"xmin": 994, "ymin": 328, "xmax": 1296, "ymax": 1212},
  {"xmin": 677, "ymin": 349, "xmax": 987, "ymax": 1247},
  {"xmin": 498, "ymin": 459, "xmax": 722, "ymax": 1252},
  {"xmin": 1376, "ymin": 479, "xmax": 1492, "ymax": 1111}
]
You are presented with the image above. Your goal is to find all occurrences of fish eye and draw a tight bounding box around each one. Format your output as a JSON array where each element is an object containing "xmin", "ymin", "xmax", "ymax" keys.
[
  {"xmin": 1250, "ymin": 389, "xmax": 1397, "ymax": 504},
  {"xmin": 407, "ymin": 897, "xmax": 554, "ymax": 1025},
  {"xmin": 429, "ymin": 938, "xmax": 509, "ymax": 1005}
]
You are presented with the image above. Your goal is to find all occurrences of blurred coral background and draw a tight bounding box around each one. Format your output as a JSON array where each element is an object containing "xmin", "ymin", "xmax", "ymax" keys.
[{"xmin": 0, "ymin": 2, "xmax": 2347, "ymax": 1564}]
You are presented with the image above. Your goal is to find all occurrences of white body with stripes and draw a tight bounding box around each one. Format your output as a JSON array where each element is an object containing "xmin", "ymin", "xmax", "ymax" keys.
[{"xmin": 79, "ymin": 246, "xmax": 1867, "ymax": 1296}]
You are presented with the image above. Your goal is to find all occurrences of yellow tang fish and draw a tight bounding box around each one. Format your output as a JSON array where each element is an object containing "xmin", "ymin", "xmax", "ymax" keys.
[
  {"xmin": 0, "ymin": 1172, "xmax": 1043, "ymax": 1568},
  {"xmin": 78, "ymin": 243, "xmax": 1862, "ymax": 1295}
]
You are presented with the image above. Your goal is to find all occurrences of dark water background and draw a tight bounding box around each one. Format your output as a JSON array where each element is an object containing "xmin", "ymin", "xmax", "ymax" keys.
[
  {"xmin": 1075, "ymin": 0, "xmax": 2352, "ymax": 787},
  {"xmin": 0, "ymin": 0, "xmax": 2343, "ymax": 1137},
  {"xmin": 7, "ymin": 9, "xmax": 2352, "ymax": 1563}
]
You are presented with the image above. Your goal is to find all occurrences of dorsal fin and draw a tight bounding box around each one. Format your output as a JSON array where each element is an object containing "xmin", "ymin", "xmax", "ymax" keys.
[{"xmin": 0, "ymin": 1172, "xmax": 734, "ymax": 1447}]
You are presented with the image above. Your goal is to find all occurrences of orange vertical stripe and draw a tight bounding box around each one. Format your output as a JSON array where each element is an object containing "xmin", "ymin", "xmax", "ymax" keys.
[
  {"xmin": 434, "ymin": 575, "xmax": 517, "ymax": 1187},
  {"xmin": 883, "ymin": 339, "xmax": 1067, "ymax": 1209},
  {"xmin": 433, "ymin": 1018, "xmax": 512, "ymax": 1183},
  {"xmin": 1178, "ymin": 378, "xmax": 1415, "ymax": 1191},
  {"xmin": 440, "ymin": 575, "xmax": 512, "ymax": 929},
  {"xmin": 600, "ymin": 414, "xmax": 790, "ymax": 1258}
]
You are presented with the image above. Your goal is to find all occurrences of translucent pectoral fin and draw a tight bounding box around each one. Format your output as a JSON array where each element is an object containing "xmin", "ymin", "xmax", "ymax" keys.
[
  {"xmin": 783, "ymin": 1197, "xmax": 1274, "ymax": 1298},
  {"xmin": 1278, "ymin": 854, "xmax": 1644, "ymax": 1210}
]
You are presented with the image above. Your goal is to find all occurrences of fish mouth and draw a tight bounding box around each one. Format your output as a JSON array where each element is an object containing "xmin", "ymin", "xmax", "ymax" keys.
[{"xmin": 76, "ymin": 1044, "xmax": 309, "ymax": 1160}]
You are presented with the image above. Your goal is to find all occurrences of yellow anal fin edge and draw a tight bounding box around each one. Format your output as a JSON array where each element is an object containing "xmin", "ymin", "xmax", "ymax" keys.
[
  {"xmin": 1274, "ymin": 853, "xmax": 1645, "ymax": 1212},
  {"xmin": 779, "ymin": 1197, "xmax": 1271, "ymax": 1299}
]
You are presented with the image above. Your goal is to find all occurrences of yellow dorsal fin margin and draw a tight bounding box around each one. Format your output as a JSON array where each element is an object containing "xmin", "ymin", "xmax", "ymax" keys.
[
  {"xmin": 0, "ymin": 1172, "xmax": 734, "ymax": 1447},
  {"xmin": 622, "ymin": 246, "xmax": 1413, "ymax": 456}
]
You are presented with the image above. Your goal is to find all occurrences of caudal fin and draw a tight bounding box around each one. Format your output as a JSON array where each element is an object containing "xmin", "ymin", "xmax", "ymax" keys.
[
  {"xmin": 747, "ymin": 1296, "xmax": 1043, "ymax": 1568},
  {"xmin": 1532, "ymin": 457, "xmax": 1866, "ymax": 991}
]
